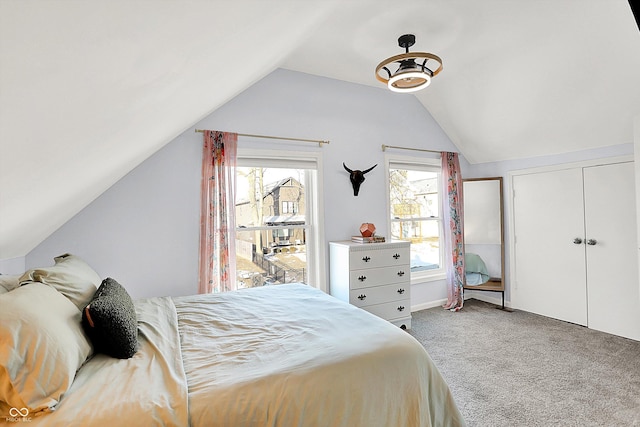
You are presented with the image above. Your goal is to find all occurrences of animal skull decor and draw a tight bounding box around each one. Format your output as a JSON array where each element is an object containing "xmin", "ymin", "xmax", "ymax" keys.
[{"xmin": 343, "ymin": 163, "xmax": 377, "ymax": 196}]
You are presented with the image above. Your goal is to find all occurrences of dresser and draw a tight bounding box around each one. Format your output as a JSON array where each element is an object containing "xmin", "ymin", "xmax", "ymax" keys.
[{"xmin": 329, "ymin": 240, "xmax": 411, "ymax": 329}]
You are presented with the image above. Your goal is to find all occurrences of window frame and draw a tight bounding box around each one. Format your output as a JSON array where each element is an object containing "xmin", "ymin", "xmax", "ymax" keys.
[
  {"xmin": 236, "ymin": 148, "xmax": 325, "ymax": 291},
  {"xmin": 385, "ymin": 153, "xmax": 446, "ymax": 283}
]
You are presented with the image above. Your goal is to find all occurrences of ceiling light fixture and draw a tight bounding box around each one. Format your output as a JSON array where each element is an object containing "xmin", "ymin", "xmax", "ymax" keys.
[{"xmin": 375, "ymin": 34, "xmax": 443, "ymax": 93}]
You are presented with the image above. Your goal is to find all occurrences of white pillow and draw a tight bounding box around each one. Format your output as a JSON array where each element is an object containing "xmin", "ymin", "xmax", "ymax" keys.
[
  {"xmin": 0, "ymin": 274, "xmax": 21, "ymax": 294},
  {"xmin": 19, "ymin": 254, "xmax": 100, "ymax": 311},
  {"xmin": 0, "ymin": 282, "xmax": 92, "ymax": 415}
]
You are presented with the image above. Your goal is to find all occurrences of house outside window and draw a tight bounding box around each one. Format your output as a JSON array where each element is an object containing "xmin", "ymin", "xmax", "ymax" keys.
[
  {"xmin": 234, "ymin": 149, "xmax": 324, "ymax": 290},
  {"xmin": 386, "ymin": 155, "xmax": 445, "ymax": 282}
]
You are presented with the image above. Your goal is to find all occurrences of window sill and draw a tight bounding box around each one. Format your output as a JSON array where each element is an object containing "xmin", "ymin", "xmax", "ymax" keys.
[{"xmin": 410, "ymin": 272, "xmax": 446, "ymax": 285}]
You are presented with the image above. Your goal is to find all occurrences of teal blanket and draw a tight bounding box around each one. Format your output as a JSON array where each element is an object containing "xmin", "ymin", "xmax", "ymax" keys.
[{"xmin": 465, "ymin": 253, "xmax": 490, "ymax": 285}]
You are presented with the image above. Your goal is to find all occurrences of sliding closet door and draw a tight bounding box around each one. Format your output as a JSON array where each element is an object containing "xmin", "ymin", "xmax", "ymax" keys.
[
  {"xmin": 583, "ymin": 162, "xmax": 640, "ymax": 340},
  {"xmin": 512, "ymin": 168, "xmax": 588, "ymax": 325}
]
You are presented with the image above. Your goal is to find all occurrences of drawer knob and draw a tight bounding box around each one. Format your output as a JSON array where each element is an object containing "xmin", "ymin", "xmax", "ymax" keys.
[
  {"xmin": 357, "ymin": 294, "xmax": 366, "ymax": 300},
  {"xmin": 397, "ymin": 288, "xmax": 405, "ymax": 294},
  {"xmin": 358, "ymin": 275, "xmax": 367, "ymax": 282},
  {"xmin": 393, "ymin": 253, "xmax": 400, "ymax": 260},
  {"xmin": 397, "ymin": 271, "xmax": 405, "ymax": 277},
  {"xmin": 397, "ymin": 305, "xmax": 405, "ymax": 312},
  {"xmin": 362, "ymin": 256, "xmax": 371, "ymax": 262}
]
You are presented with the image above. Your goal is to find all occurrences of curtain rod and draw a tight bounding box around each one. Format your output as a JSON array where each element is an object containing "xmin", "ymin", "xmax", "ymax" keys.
[
  {"xmin": 195, "ymin": 129, "xmax": 329, "ymax": 147},
  {"xmin": 381, "ymin": 144, "xmax": 446, "ymax": 154}
]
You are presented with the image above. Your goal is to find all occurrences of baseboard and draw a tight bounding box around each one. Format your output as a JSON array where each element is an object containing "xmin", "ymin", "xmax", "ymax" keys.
[
  {"xmin": 411, "ymin": 298, "xmax": 448, "ymax": 313},
  {"xmin": 464, "ymin": 292, "xmax": 512, "ymax": 309},
  {"xmin": 411, "ymin": 295, "xmax": 513, "ymax": 313}
]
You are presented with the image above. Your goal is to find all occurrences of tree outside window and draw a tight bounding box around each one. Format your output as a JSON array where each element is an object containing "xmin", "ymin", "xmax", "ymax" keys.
[{"xmin": 389, "ymin": 163, "xmax": 443, "ymax": 277}]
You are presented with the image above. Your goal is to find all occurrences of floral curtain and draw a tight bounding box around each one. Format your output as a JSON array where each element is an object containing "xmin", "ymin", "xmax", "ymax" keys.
[
  {"xmin": 441, "ymin": 152, "xmax": 465, "ymax": 311},
  {"xmin": 198, "ymin": 130, "xmax": 238, "ymax": 293}
]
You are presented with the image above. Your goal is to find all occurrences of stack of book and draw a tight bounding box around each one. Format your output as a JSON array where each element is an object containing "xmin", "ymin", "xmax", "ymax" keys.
[{"xmin": 351, "ymin": 235, "xmax": 386, "ymax": 243}]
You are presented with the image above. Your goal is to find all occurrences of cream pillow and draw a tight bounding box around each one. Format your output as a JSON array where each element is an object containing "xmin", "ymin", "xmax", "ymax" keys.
[
  {"xmin": 0, "ymin": 282, "xmax": 92, "ymax": 415},
  {"xmin": 0, "ymin": 274, "xmax": 21, "ymax": 294},
  {"xmin": 20, "ymin": 254, "xmax": 100, "ymax": 311}
]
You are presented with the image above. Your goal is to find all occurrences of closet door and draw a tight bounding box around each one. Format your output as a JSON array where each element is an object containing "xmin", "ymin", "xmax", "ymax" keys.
[
  {"xmin": 583, "ymin": 162, "xmax": 640, "ymax": 340},
  {"xmin": 512, "ymin": 168, "xmax": 588, "ymax": 325}
]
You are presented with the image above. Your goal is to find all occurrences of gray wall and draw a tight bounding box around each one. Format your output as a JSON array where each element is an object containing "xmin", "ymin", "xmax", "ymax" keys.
[
  {"xmin": 17, "ymin": 68, "xmax": 635, "ymax": 307},
  {"xmin": 25, "ymin": 69, "xmax": 459, "ymax": 303},
  {"xmin": 635, "ymin": 115, "xmax": 640, "ymax": 300},
  {"xmin": 25, "ymin": 131, "xmax": 202, "ymax": 298},
  {"xmin": 0, "ymin": 256, "xmax": 25, "ymax": 275}
]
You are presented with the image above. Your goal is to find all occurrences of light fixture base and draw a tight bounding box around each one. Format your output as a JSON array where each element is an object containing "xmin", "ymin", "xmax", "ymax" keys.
[{"xmin": 398, "ymin": 34, "xmax": 416, "ymax": 51}]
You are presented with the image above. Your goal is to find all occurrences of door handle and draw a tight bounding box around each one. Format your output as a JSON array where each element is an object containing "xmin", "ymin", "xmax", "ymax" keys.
[
  {"xmin": 587, "ymin": 239, "xmax": 597, "ymax": 246},
  {"xmin": 573, "ymin": 237, "xmax": 582, "ymax": 244}
]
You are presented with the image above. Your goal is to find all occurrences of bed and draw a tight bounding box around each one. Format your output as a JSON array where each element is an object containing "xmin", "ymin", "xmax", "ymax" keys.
[{"xmin": 0, "ymin": 255, "xmax": 465, "ymax": 426}]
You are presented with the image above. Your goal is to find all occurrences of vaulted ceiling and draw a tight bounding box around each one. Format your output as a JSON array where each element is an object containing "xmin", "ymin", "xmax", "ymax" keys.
[{"xmin": 1, "ymin": 1, "xmax": 639, "ymax": 259}]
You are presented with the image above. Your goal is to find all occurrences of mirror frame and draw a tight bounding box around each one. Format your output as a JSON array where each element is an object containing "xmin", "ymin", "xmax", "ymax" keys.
[{"xmin": 462, "ymin": 177, "xmax": 505, "ymax": 300}]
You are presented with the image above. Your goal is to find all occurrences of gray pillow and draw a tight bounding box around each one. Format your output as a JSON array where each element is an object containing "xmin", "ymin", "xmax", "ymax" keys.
[{"xmin": 81, "ymin": 278, "xmax": 138, "ymax": 359}]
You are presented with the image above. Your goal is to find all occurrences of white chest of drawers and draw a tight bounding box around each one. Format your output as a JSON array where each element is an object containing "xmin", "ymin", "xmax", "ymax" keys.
[{"xmin": 329, "ymin": 240, "xmax": 411, "ymax": 330}]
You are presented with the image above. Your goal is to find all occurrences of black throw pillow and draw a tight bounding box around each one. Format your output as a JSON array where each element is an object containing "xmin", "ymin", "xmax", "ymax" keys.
[{"xmin": 82, "ymin": 277, "xmax": 138, "ymax": 359}]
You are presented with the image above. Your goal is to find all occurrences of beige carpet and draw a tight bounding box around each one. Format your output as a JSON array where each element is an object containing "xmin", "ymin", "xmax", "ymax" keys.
[{"xmin": 409, "ymin": 299, "xmax": 640, "ymax": 427}]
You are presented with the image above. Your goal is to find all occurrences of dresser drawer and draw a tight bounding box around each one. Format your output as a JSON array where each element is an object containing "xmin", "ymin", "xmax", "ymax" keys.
[
  {"xmin": 390, "ymin": 317, "xmax": 412, "ymax": 330},
  {"xmin": 348, "ymin": 246, "xmax": 410, "ymax": 270},
  {"xmin": 349, "ymin": 283, "xmax": 409, "ymax": 308},
  {"xmin": 349, "ymin": 265, "xmax": 409, "ymax": 289},
  {"xmin": 362, "ymin": 299, "xmax": 411, "ymax": 321}
]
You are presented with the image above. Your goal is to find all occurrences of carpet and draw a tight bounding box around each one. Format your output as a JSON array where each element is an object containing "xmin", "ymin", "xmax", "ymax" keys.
[{"xmin": 409, "ymin": 299, "xmax": 640, "ymax": 427}]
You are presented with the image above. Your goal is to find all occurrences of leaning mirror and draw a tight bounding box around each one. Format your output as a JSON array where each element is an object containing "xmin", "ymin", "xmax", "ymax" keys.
[{"xmin": 462, "ymin": 177, "xmax": 505, "ymax": 308}]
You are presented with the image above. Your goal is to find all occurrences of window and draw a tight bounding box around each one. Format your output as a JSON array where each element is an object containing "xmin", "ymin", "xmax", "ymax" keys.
[
  {"xmin": 387, "ymin": 155, "xmax": 444, "ymax": 281},
  {"xmin": 282, "ymin": 201, "xmax": 298, "ymax": 214},
  {"xmin": 234, "ymin": 149, "xmax": 323, "ymax": 290}
]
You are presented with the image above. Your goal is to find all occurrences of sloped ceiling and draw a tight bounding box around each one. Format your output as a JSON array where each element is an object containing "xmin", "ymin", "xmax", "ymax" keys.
[
  {"xmin": 1, "ymin": 0, "xmax": 639, "ymax": 259},
  {"xmin": 281, "ymin": 0, "xmax": 640, "ymax": 163}
]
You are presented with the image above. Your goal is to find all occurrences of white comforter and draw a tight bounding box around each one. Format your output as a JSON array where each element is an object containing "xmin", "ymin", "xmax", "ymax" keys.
[
  {"xmin": 173, "ymin": 284, "xmax": 464, "ymax": 427},
  {"xmin": 15, "ymin": 284, "xmax": 464, "ymax": 426}
]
